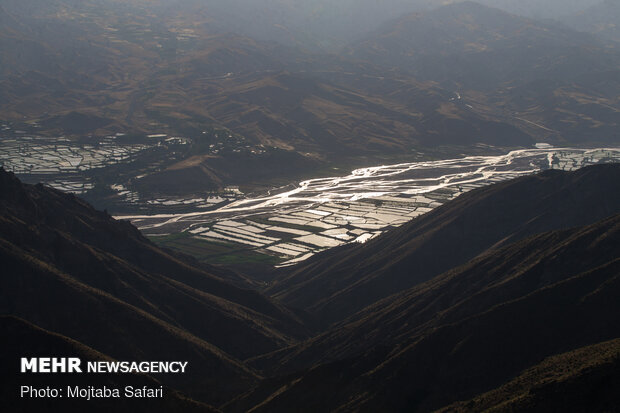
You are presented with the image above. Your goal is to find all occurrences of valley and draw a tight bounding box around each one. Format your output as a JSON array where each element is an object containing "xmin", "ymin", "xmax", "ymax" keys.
[
  {"xmin": 2, "ymin": 152, "xmax": 619, "ymax": 413},
  {"xmin": 119, "ymin": 147, "xmax": 620, "ymax": 267},
  {"xmin": 3, "ymin": 127, "xmax": 616, "ymax": 269},
  {"xmin": 0, "ymin": 126, "xmax": 257, "ymax": 212},
  {"xmin": 2, "ymin": 1, "xmax": 620, "ymax": 411}
]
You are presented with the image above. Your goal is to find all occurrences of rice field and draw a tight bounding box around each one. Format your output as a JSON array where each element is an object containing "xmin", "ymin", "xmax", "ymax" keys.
[
  {"xmin": 0, "ymin": 136, "xmax": 149, "ymax": 175},
  {"xmin": 171, "ymin": 192, "xmax": 442, "ymax": 267},
  {"xmin": 2, "ymin": 135, "xmax": 618, "ymax": 268},
  {"xmin": 0, "ymin": 134, "xmax": 230, "ymax": 207},
  {"xmin": 123, "ymin": 147, "xmax": 620, "ymax": 267},
  {"xmin": 0, "ymin": 135, "xmax": 151, "ymax": 194}
]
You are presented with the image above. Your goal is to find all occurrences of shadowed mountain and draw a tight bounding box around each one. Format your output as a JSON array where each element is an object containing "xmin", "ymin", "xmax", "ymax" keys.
[
  {"xmin": 267, "ymin": 164, "xmax": 620, "ymax": 326},
  {"xmin": 437, "ymin": 338, "xmax": 620, "ymax": 413},
  {"xmin": 3, "ymin": 164, "xmax": 619, "ymax": 411},
  {"xmin": 232, "ymin": 212, "xmax": 620, "ymax": 412},
  {"xmin": 1, "ymin": 316, "xmax": 218, "ymax": 413},
  {"xmin": 0, "ymin": 168, "xmax": 311, "ymax": 405}
]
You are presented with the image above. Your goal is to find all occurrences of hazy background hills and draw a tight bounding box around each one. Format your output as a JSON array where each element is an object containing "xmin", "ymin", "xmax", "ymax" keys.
[
  {"xmin": 2, "ymin": 0, "xmax": 619, "ymax": 197},
  {"xmin": 347, "ymin": 2, "xmax": 619, "ymax": 89},
  {"xmin": 566, "ymin": 0, "xmax": 620, "ymax": 43},
  {"xmin": 2, "ymin": 0, "xmax": 602, "ymax": 50},
  {"xmin": 4, "ymin": 0, "xmax": 598, "ymax": 51}
]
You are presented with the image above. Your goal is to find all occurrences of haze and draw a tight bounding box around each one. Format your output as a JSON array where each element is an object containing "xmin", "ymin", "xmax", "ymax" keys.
[{"xmin": 1, "ymin": 0, "xmax": 609, "ymax": 51}]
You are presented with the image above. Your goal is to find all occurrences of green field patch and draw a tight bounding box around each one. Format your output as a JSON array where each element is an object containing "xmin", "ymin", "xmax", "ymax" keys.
[{"xmin": 149, "ymin": 232, "xmax": 283, "ymax": 267}]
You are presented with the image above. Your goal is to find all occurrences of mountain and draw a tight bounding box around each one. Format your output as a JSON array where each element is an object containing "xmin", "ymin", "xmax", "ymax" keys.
[
  {"xmin": 343, "ymin": 1, "xmax": 620, "ymax": 145},
  {"xmin": 475, "ymin": 0, "xmax": 602, "ymax": 19},
  {"xmin": 3, "ymin": 164, "xmax": 620, "ymax": 411},
  {"xmin": 2, "ymin": 316, "xmax": 218, "ymax": 413},
  {"xmin": 0, "ymin": 4, "xmax": 534, "ymax": 154},
  {"xmin": 2, "ymin": 1, "xmax": 619, "ymax": 204},
  {"xmin": 1, "ymin": 0, "xmax": 603, "ymax": 54},
  {"xmin": 267, "ymin": 164, "xmax": 620, "ymax": 326},
  {"xmin": 0, "ymin": 168, "xmax": 311, "ymax": 406},
  {"xmin": 437, "ymin": 338, "xmax": 620, "ymax": 412},
  {"xmin": 233, "ymin": 211, "xmax": 620, "ymax": 412},
  {"xmin": 564, "ymin": 0, "xmax": 620, "ymax": 43},
  {"xmin": 346, "ymin": 1, "xmax": 620, "ymax": 89},
  {"xmin": 3, "ymin": 1, "xmax": 619, "ymax": 201},
  {"xmin": 190, "ymin": 0, "xmax": 437, "ymax": 51},
  {"xmin": 498, "ymin": 68, "xmax": 620, "ymax": 144},
  {"xmin": 129, "ymin": 70, "xmax": 531, "ymax": 194},
  {"xmin": 0, "ymin": 0, "xmax": 537, "ymax": 197}
]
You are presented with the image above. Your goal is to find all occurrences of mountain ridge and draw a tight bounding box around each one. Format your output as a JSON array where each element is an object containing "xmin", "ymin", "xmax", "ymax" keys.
[
  {"xmin": 2, "ymin": 163, "xmax": 619, "ymax": 411},
  {"xmin": 267, "ymin": 164, "xmax": 620, "ymax": 326},
  {"xmin": 232, "ymin": 211, "xmax": 620, "ymax": 412},
  {"xmin": 2, "ymin": 315, "xmax": 220, "ymax": 413},
  {"xmin": 0, "ymin": 167, "xmax": 312, "ymax": 406}
]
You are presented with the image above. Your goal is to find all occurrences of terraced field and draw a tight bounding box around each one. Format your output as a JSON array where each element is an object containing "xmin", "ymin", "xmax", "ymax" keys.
[
  {"xmin": 119, "ymin": 147, "xmax": 620, "ymax": 266},
  {"xmin": 0, "ymin": 130, "xmax": 236, "ymax": 208},
  {"xmin": 0, "ymin": 135, "xmax": 152, "ymax": 193},
  {"xmin": 2, "ymin": 130, "xmax": 617, "ymax": 267}
]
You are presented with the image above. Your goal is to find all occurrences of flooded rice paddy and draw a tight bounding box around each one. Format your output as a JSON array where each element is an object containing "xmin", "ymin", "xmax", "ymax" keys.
[
  {"xmin": 0, "ymin": 135, "xmax": 151, "ymax": 194},
  {"xmin": 2, "ymin": 133, "xmax": 618, "ymax": 266},
  {"xmin": 117, "ymin": 147, "xmax": 620, "ymax": 266}
]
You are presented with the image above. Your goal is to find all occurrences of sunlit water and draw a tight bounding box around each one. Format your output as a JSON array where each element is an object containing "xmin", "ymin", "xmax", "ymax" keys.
[{"xmin": 119, "ymin": 147, "xmax": 620, "ymax": 232}]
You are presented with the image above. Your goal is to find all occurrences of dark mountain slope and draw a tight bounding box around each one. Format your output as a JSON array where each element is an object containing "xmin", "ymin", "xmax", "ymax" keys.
[
  {"xmin": 0, "ymin": 233, "xmax": 257, "ymax": 405},
  {"xmin": 0, "ymin": 168, "xmax": 311, "ymax": 405},
  {"xmin": 268, "ymin": 164, "xmax": 620, "ymax": 326},
  {"xmin": 235, "ymin": 213, "xmax": 620, "ymax": 412},
  {"xmin": 0, "ymin": 168, "xmax": 309, "ymax": 356},
  {"xmin": 1, "ymin": 316, "xmax": 218, "ymax": 413},
  {"xmin": 437, "ymin": 338, "xmax": 620, "ymax": 413},
  {"xmin": 255, "ymin": 212, "xmax": 620, "ymax": 372}
]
